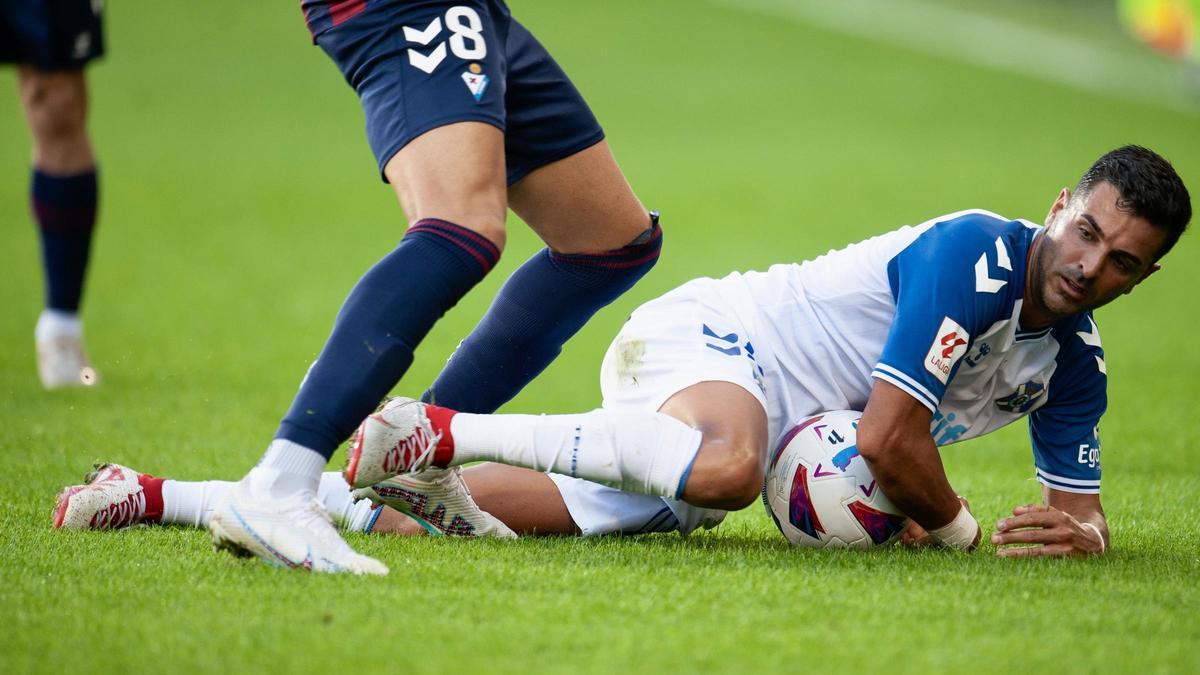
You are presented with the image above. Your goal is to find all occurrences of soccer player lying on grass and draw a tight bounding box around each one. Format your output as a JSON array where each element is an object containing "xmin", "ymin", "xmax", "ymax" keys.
[{"xmin": 56, "ymin": 146, "xmax": 1191, "ymax": 558}]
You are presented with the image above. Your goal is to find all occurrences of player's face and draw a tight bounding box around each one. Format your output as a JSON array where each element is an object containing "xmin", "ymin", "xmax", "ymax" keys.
[{"xmin": 1026, "ymin": 182, "xmax": 1166, "ymax": 325}]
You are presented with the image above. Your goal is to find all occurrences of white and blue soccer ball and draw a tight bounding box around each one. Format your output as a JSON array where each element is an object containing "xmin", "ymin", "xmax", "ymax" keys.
[{"xmin": 763, "ymin": 409, "xmax": 909, "ymax": 549}]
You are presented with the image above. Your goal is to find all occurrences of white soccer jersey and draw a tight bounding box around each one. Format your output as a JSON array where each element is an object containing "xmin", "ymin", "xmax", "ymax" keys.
[{"xmin": 708, "ymin": 210, "xmax": 1106, "ymax": 494}]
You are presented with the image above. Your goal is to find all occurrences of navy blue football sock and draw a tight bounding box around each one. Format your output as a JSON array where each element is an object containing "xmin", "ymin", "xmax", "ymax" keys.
[
  {"xmin": 32, "ymin": 169, "xmax": 98, "ymax": 313},
  {"xmin": 276, "ymin": 219, "xmax": 500, "ymax": 458},
  {"xmin": 423, "ymin": 213, "xmax": 662, "ymax": 413}
]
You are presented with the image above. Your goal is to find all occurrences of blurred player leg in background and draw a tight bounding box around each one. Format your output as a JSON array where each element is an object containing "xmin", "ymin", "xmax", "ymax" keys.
[
  {"xmin": 212, "ymin": 2, "xmax": 659, "ymax": 572},
  {"xmin": 2, "ymin": 0, "xmax": 105, "ymax": 388}
]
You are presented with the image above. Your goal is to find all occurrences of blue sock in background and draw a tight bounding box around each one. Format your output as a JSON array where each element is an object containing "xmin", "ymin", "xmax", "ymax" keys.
[
  {"xmin": 423, "ymin": 213, "xmax": 662, "ymax": 413},
  {"xmin": 276, "ymin": 219, "xmax": 500, "ymax": 458},
  {"xmin": 32, "ymin": 168, "xmax": 99, "ymax": 313}
]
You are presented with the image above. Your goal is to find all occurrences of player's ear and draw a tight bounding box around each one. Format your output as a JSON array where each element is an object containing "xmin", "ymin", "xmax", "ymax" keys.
[
  {"xmin": 1125, "ymin": 262, "xmax": 1161, "ymax": 294},
  {"xmin": 1045, "ymin": 188, "xmax": 1071, "ymax": 227}
]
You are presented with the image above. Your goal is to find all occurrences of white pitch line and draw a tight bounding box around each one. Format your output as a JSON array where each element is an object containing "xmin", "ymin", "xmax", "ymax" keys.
[{"xmin": 708, "ymin": 0, "xmax": 1199, "ymax": 116}]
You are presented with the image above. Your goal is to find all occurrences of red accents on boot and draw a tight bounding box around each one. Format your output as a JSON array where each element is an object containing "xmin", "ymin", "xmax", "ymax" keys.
[
  {"xmin": 424, "ymin": 404, "xmax": 458, "ymax": 468},
  {"xmin": 137, "ymin": 474, "xmax": 166, "ymax": 522}
]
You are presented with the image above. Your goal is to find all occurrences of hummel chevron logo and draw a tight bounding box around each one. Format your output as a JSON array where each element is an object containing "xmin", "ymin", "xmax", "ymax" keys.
[
  {"xmin": 702, "ymin": 324, "xmax": 740, "ymax": 356},
  {"xmin": 404, "ymin": 18, "xmax": 446, "ymax": 74},
  {"xmin": 403, "ymin": 17, "xmax": 442, "ymax": 44},
  {"xmin": 408, "ymin": 43, "xmax": 446, "ymax": 74},
  {"xmin": 1076, "ymin": 316, "xmax": 1106, "ymax": 374},
  {"xmin": 975, "ymin": 236, "xmax": 1012, "ymax": 293},
  {"xmin": 974, "ymin": 254, "xmax": 1004, "ymax": 292},
  {"xmin": 702, "ymin": 325, "xmax": 737, "ymax": 343},
  {"xmin": 1076, "ymin": 316, "xmax": 1102, "ymax": 348},
  {"xmin": 993, "ymin": 236, "xmax": 1012, "ymax": 271}
]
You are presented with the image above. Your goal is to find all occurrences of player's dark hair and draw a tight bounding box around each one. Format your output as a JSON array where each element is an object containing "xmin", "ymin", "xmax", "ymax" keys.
[{"xmin": 1075, "ymin": 145, "xmax": 1191, "ymax": 259}]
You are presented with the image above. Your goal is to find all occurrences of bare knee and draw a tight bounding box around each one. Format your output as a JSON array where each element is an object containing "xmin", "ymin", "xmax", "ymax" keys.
[
  {"xmin": 19, "ymin": 69, "xmax": 92, "ymax": 170},
  {"xmin": 659, "ymin": 381, "xmax": 768, "ymax": 511},
  {"xmin": 509, "ymin": 140, "xmax": 651, "ymax": 253},
  {"xmin": 385, "ymin": 122, "xmax": 508, "ymax": 250},
  {"xmin": 680, "ymin": 435, "xmax": 765, "ymax": 511}
]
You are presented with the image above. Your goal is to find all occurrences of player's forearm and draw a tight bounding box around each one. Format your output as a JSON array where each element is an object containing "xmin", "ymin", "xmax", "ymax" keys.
[{"xmin": 858, "ymin": 432, "xmax": 961, "ymax": 531}]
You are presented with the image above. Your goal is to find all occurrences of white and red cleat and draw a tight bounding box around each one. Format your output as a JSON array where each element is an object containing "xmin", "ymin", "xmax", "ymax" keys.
[
  {"xmin": 344, "ymin": 397, "xmax": 455, "ymax": 490},
  {"xmin": 53, "ymin": 463, "xmax": 162, "ymax": 529}
]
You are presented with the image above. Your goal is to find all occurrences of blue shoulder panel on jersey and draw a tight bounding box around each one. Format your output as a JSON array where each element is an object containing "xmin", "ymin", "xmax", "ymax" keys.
[
  {"xmin": 1028, "ymin": 312, "xmax": 1107, "ymax": 493},
  {"xmin": 872, "ymin": 212, "xmax": 1032, "ymax": 411}
]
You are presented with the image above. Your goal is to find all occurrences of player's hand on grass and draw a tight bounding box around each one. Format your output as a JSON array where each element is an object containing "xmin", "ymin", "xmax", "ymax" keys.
[
  {"xmin": 991, "ymin": 504, "xmax": 1106, "ymax": 557},
  {"xmin": 898, "ymin": 519, "xmax": 933, "ymax": 547}
]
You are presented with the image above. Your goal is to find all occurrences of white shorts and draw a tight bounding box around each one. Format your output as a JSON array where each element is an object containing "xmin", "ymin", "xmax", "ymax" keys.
[{"xmin": 550, "ymin": 279, "xmax": 769, "ymax": 536}]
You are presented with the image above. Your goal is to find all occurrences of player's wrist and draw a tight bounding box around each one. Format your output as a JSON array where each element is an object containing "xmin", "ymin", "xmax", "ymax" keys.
[
  {"xmin": 929, "ymin": 504, "xmax": 980, "ymax": 550},
  {"xmin": 1078, "ymin": 522, "xmax": 1106, "ymax": 555}
]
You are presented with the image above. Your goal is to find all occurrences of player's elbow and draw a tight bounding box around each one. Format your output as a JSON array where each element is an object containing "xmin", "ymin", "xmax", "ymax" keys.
[{"xmin": 855, "ymin": 423, "xmax": 906, "ymax": 470}]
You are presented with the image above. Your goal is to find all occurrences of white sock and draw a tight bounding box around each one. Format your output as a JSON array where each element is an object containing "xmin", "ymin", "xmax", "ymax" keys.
[
  {"xmin": 158, "ymin": 472, "xmax": 376, "ymax": 532},
  {"xmin": 161, "ymin": 479, "xmax": 233, "ymax": 527},
  {"xmin": 35, "ymin": 309, "xmax": 82, "ymax": 342},
  {"xmin": 246, "ymin": 439, "xmax": 326, "ymax": 498},
  {"xmin": 317, "ymin": 471, "xmax": 380, "ymax": 533},
  {"xmin": 449, "ymin": 409, "xmax": 703, "ymax": 500}
]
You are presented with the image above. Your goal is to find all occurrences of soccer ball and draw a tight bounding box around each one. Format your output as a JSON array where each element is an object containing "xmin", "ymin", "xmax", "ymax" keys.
[{"xmin": 762, "ymin": 410, "xmax": 909, "ymax": 549}]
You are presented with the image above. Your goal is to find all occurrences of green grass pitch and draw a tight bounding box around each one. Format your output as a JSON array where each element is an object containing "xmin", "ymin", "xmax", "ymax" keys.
[{"xmin": 2, "ymin": 1, "xmax": 1198, "ymax": 672}]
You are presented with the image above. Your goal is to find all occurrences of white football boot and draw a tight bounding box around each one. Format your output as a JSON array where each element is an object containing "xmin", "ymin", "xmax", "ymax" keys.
[
  {"xmin": 352, "ymin": 468, "xmax": 516, "ymax": 538},
  {"xmin": 37, "ymin": 333, "xmax": 100, "ymax": 389},
  {"xmin": 53, "ymin": 463, "xmax": 146, "ymax": 529},
  {"xmin": 344, "ymin": 397, "xmax": 443, "ymax": 490},
  {"xmin": 208, "ymin": 480, "xmax": 388, "ymax": 575}
]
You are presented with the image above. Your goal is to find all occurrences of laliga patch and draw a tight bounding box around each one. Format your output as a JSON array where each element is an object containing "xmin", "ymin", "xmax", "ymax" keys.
[
  {"xmin": 924, "ymin": 316, "xmax": 970, "ymax": 384},
  {"xmin": 462, "ymin": 63, "xmax": 489, "ymax": 101}
]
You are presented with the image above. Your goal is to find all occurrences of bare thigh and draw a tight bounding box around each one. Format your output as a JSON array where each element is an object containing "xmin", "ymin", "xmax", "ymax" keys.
[
  {"xmin": 373, "ymin": 463, "xmax": 578, "ymax": 536},
  {"xmin": 383, "ymin": 122, "xmax": 509, "ymax": 248},
  {"xmin": 17, "ymin": 67, "xmax": 93, "ymax": 172},
  {"xmin": 508, "ymin": 140, "xmax": 650, "ymax": 253}
]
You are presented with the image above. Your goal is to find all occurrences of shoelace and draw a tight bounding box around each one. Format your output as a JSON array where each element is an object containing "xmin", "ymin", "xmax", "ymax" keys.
[
  {"xmin": 90, "ymin": 486, "xmax": 146, "ymax": 528},
  {"xmin": 286, "ymin": 496, "xmax": 334, "ymax": 529},
  {"xmin": 389, "ymin": 419, "xmax": 442, "ymax": 473},
  {"xmin": 290, "ymin": 497, "xmax": 365, "ymax": 554},
  {"xmin": 407, "ymin": 412, "xmax": 443, "ymax": 471}
]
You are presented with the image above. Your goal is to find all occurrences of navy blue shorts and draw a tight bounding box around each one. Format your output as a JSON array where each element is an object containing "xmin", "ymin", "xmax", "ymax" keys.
[
  {"xmin": 311, "ymin": 0, "xmax": 605, "ymax": 184},
  {"xmin": 0, "ymin": 0, "xmax": 104, "ymax": 70}
]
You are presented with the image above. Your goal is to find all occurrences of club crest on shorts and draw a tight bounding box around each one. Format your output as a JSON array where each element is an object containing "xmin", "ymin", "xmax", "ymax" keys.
[{"xmin": 462, "ymin": 63, "xmax": 488, "ymax": 101}]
